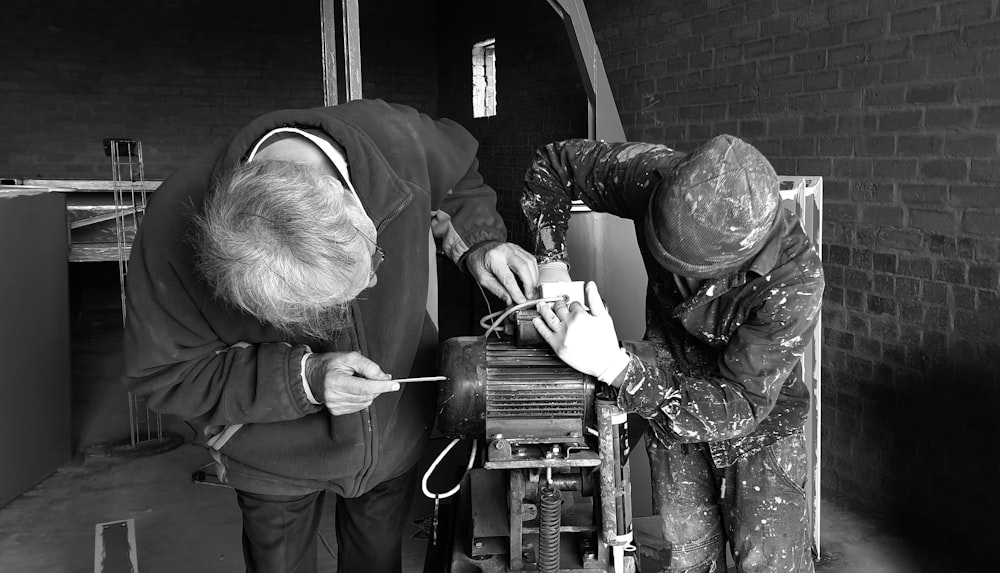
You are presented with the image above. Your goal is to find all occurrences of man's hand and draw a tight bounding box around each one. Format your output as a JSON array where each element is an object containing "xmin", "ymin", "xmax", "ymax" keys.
[
  {"xmin": 464, "ymin": 241, "xmax": 539, "ymax": 305},
  {"xmin": 306, "ymin": 352, "xmax": 399, "ymax": 416},
  {"xmin": 533, "ymin": 281, "xmax": 630, "ymax": 383}
]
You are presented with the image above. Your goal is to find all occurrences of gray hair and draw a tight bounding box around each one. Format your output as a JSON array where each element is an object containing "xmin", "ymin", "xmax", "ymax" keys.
[{"xmin": 193, "ymin": 160, "xmax": 371, "ymax": 340}]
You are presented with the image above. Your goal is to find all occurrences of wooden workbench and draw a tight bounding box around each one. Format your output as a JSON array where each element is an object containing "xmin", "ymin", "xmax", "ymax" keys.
[{"xmin": 4, "ymin": 179, "xmax": 161, "ymax": 263}]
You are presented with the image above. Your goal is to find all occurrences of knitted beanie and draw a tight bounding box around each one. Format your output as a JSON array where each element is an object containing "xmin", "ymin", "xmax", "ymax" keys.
[{"xmin": 643, "ymin": 134, "xmax": 780, "ymax": 278}]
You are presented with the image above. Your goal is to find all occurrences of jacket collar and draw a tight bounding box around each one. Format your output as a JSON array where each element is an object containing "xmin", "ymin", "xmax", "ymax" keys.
[
  {"xmin": 743, "ymin": 211, "xmax": 785, "ymax": 278},
  {"xmin": 670, "ymin": 211, "xmax": 787, "ymax": 317},
  {"xmin": 211, "ymin": 108, "xmax": 412, "ymax": 229}
]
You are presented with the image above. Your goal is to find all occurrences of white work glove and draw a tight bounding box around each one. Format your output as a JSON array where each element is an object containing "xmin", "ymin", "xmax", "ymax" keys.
[
  {"xmin": 532, "ymin": 281, "xmax": 630, "ymax": 383},
  {"xmin": 536, "ymin": 261, "xmax": 586, "ymax": 304},
  {"xmin": 538, "ymin": 261, "xmax": 572, "ymax": 284},
  {"xmin": 305, "ymin": 351, "xmax": 399, "ymax": 416}
]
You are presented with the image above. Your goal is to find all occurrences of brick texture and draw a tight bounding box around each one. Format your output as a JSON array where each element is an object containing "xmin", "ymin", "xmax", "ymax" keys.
[
  {"xmin": 0, "ymin": 0, "xmax": 438, "ymax": 180},
  {"xmin": 3, "ymin": 0, "xmax": 997, "ymax": 562},
  {"xmin": 586, "ymin": 0, "xmax": 1000, "ymax": 559},
  {"xmin": 437, "ymin": 2, "xmax": 588, "ymax": 249}
]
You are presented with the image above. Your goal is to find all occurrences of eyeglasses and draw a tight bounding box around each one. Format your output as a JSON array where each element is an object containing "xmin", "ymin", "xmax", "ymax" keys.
[{"xmin": 352, "ymin": 224, "xmax": 384, "ymax": 280}]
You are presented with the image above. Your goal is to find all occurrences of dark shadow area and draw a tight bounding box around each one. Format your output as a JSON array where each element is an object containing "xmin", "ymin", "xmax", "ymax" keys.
[
  {"xmin": 436, "ymin": 253, "xmax": 509, "ymax": 342},
  {"xmin": 867, "ymin": 349, "xmax": 998, "ymax": 573},
  {"xmin": 68, "ymin": 262, "xmax": 127, "ymax": 453},
  {"xmin": 68, "ymin": 261, "xmax": 192, "ymax": 454}
]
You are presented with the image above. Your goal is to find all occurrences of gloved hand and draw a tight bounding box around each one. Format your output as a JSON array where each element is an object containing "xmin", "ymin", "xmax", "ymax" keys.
[
  {"xmin": 305, "ymin": 351, "xmax": 399, "ymax": 416},
  {"xmin": 538, "ymin": 261, "xmax": 571, "ymax": 284},
  {"xmin": 536, "ymin": 260, "xmax": 584, "ymax": 305},
  {"xmin": 532, "ymin": 281, "xmax": 630, "ymax": 383},
  {"xmin": 463, "ymin": 241, "xmax": 539, "ymax": 305}
]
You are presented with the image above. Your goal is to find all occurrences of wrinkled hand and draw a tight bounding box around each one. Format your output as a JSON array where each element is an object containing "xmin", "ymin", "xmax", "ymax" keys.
[
  {"xmin": 533, "ymin": 281, "xmax": 630, "ymax": 383},
  {"xmin": 464, "ymin": 241, "xmax": 539, "ymax": 305},
  {"xmin": 307, "ymin": 351, "xmax": 399, "ymax": 416}
]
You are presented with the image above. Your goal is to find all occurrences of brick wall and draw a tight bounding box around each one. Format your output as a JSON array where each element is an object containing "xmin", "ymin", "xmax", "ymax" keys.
[
  {"xmin": 586, "ymin": 0, "xmax": 1000, "ymax": 557},
  {"xmin": 0, "ymin": 0, "xmax": 437, "ymax": 180},
  {"xmin": 437, "ymin": 1, "xmax": 589, "ymax": 248},
  {"xmin": 361, "ymin": 0, "xmax": 438, "ymax": 115}
]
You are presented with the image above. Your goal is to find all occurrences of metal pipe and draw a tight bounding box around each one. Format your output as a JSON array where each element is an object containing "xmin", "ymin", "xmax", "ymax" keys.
[{"xmin": 596, "ymin": 400, "xmax": 633, "ymax": 547}]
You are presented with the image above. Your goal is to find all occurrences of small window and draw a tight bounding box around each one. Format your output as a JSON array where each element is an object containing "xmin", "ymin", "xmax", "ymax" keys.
[{"xmin": 472, "ymin": 39, "xmax": 496, "ymax": 118}]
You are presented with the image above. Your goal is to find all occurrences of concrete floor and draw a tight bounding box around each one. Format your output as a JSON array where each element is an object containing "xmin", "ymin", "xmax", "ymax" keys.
[
  {"xmin": 0, "ymin": 268, "xmax": 966, "ymax": 572},
  {"xmin": 0, "ymin": 445, "xmax": 948, "ymax": 573},
  {"xmin": 0, "ymin": 441, "xmax": 441, "ymax": 573}
]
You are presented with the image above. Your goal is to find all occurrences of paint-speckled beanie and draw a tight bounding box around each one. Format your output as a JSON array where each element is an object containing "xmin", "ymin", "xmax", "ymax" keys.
[{"xmin": 643, "ymin": 134, "xmax": 780, "ymax": 278}]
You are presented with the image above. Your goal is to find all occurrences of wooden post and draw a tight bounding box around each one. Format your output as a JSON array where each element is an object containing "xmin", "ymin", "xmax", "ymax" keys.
[
  {"xmin": 320, "ymin": 0, "xmax": 362, "ymax": 106},
  {"xmin": 320, "ymin": 0, "xmax": 338, "ymax": 106},
  {"xmin": 342, "ymin": 0, "xmax": 362, "ymax": 101}
]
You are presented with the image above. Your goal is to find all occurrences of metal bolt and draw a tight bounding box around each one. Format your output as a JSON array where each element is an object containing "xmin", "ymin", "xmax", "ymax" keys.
[
  {"xmin": 474, "ymin": 540, "xmax": 483, "ymax": 548},
  {"xmin": 522, "ymin": 551, "xmax": 532, "ymax": 559}
]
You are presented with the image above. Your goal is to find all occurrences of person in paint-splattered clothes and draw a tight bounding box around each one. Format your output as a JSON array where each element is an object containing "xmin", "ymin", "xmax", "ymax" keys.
[{"xmin": 523, "ymin": 135, "xmax": 824, "ymax": 572}]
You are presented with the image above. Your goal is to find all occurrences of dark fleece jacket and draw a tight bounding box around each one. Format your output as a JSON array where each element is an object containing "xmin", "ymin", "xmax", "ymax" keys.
[{"xmin": 122, "ymin": 100, "xmax": 506, "ymax": 496}]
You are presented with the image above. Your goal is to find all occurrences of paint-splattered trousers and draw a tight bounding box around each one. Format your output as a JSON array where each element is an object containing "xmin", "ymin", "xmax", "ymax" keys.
[{"xmin": 648, "ymin": 433, "xmax": 814, "ymax": 573}]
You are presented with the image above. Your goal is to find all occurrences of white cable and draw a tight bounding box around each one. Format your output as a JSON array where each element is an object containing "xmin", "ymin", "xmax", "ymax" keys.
[
  {"xmin": 421, "ymin": 438, "xmax": 478, "ymax": 500},
  {"xmin": 477, "ymin": 282, "xmax": 494, "ymax": 321},
  {"xmin": 423, "ymin": 297, "xmax": 567, "ymax": 499},
  {"xmin": 479, "ymin": 309, "xmax": 505, "ymax": 332},
  {"xmin": 480, "ymin": 296, "xmax": 566, "ymax": 339}
]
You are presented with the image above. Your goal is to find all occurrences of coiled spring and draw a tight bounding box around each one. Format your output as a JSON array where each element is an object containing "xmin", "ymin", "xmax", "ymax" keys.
[{"xmin": 537, "ymin": 483, "xmax": 563, "ymax": 573}]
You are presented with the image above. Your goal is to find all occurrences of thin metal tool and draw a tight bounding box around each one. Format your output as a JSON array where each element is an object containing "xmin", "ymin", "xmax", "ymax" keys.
[{"xmin": 393, "ymin": 376, "xmax": 448, "ymax": 384}]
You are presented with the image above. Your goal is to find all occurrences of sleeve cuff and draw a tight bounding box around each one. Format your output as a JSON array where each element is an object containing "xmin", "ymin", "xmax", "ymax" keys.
[
  {"xmin": 597, "ymin": 347, "xmax": 631, "ymax": 384},
  {"xmin": 430, "ymin": 210, "xmax": 472, "ymax": 265},
  {"xmin": 300, "ymin": 348, "xmax": 320, "ymax": 405},
  {"xmin": 457, "ymin": 239, "xmax": 503, "ymax": 273},
  {"xmin": 613, "ymin": 354, "xmax": 681, "ymax": 420}
]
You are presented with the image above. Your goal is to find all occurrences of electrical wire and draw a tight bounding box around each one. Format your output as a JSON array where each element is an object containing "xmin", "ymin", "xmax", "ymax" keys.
[
  {"xmin": 476, "ymin": 282, "xmax": 494, "ymax": 324},
  {"xmin": 479, "ymin": 296, "xmax": 566, "ymax": 340},
  {"xmin": 421, "ymin": 438, "xmax": 478, "ymax": 500},
  {"xmin": 420, "ymin": 295, "xmax": 568, "ymax": 504}
]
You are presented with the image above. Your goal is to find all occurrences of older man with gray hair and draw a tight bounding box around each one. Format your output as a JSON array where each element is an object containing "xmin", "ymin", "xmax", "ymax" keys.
[{"xmin": 122, "ymin": 99, "xmax": 537, "ymax": 573}]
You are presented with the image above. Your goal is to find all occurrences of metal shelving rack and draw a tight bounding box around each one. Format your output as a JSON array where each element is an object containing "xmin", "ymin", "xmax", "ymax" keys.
[{"xmin": 104, "ymin": 138, "xmax": 181, "ymax": 457}]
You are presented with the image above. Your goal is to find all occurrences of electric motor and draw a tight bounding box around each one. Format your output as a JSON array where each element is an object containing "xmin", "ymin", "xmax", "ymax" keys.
[{"xmin": 437, "ymin": 336, "xmax": 597, "ymax": 443}]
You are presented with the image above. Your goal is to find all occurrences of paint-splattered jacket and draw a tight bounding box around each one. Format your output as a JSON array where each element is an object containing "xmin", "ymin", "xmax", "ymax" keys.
[{"xmin": 522, "ymin": 139, "xmax": 824, "ymax": 467}]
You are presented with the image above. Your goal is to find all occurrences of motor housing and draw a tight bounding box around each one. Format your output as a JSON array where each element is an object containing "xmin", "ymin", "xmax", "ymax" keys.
[{"xmin": 437, "ymin": 336, "xmax": 597, "ymax": 444}]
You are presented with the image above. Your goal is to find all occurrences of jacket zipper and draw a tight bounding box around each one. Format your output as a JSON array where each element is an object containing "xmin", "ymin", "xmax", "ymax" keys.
[
  {"xmin": 376, "ymin": 193, "xmax": 411, "ymax": 233},
  {"xmin": 351, "ymin": 301, "xmax": 374, "ymax": 498},
  {"xmin": 353, "ymin": 192, "xmax": 412, "ymax": 495}
]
